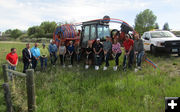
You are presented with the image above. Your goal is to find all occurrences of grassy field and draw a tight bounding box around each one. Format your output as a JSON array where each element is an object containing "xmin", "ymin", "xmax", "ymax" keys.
[{"xmin": 0, "ymin": 41, "xmax": 180, "ymax": 112}]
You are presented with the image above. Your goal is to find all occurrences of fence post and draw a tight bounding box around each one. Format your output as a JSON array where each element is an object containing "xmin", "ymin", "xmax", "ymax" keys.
[
  {"xmin": 2, "ymin": 83, "xmax": 13, "ymax": 112},
  {"xmin": 2, "ymin": 64, "xmax": 9, "ymax": 83},
  {"xmin": 26, "ymin": 69, "xmax": 36, "ymax": 112}
]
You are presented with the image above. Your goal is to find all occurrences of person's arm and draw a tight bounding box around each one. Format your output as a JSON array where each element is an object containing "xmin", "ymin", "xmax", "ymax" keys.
[
  {"xmin": 48, "ymin": 45, "xmax": 52, "ymax": 54},
  {"xmin": 67, "ymin": 47, "xmax": 70, "ymax": 55},
  {"xmin": 15, "ymin": 59, "xmax": 18, "ymax": 66},
  {"xmin": 112, "ymin": 45, "xmax": 116, "ymax": 54},
  {"xmin": 93, "ymin": 48, "xmax": 97, "ymax": 54},
  {"xmin": 55, "ymin": 45, "xmax": 58, "ymax": 52},
  {"xmin": 98, "ymin": 48, "xmax": 103, "ymax": 54},
  {"xmin": 22, "ymin": 49, "xmax": 28, "ymax": 61},
  {"xmin": 31, "ymin": 48, "xmax": 36, "ymax": 59},
  {"xmin": 97, "ymin": 44, "xmax": 103, "ymax": 54},
  {"xmin": 86, "ymin": 50, "xmax": 91, "ymax": 55},
  {"xmin": 64, "ymin": 47, "xmax": 66, "ymax": 55},
  {"xmin": 6, "ymin": 60, "xmax": 14, "ymax": 66},
  {"xmin": 70, "ymin": 48, "xmax": 74, "ymax": 55},
  {"xmin": 127, "ymin": 46, "xmax": 132, "ymax": 55},
  {"xmin": 127, "ymin": 40, "xmax": 134, "ymax": 55},
  {"xmin": 37, "ymin": 48, "xmax": 40, "ymax": 59}
]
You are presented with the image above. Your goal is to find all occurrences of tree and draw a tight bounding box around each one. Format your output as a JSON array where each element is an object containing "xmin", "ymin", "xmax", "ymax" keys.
[
  {"xmin": 5, "ymin": 29, "xmax": 12, "ymax": 34},
  {"xmin": 155, "ymin": 23, "xmax": 159, "ymax": 29},
  {"xmin": 163, "ymin": 22, "xmax": 170, "ymax": 31},
  {"xmin": 40, "ymin": 21, "xmax": 57, "ymax": 34},
  {"xmin": 134, "ymin": 9, "xmax": 157, "ymax": 34},
  {"xmin": 10, "ymin": 29, "xmax": 23, "ymax": 38},
  {"xmin": 27, "ymin": 26, "xmax": 45, "ymax": 38}
]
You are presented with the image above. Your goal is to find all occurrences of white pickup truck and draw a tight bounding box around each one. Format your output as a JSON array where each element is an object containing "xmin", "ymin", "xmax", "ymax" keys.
[{"xmin": 142, "ymin": 30, "xmax": 180, "ymax": 56}]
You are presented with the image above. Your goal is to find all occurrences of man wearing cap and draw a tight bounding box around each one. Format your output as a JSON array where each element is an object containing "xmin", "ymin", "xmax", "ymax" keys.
[
  {"xmin": 40, "ymin": 43, "xmax": 49, "ymax": 71},
  {"xmin": 123, "ymin": 34, "xmax": 134, "ymax": 70},
  {"xmin": 93, "ymin": 38, "xmax": 103, "ymax": 70},
  {"xmin": 31, "ymin": 42, "xmax": 40, "ymax": 70},
  {"xmin": 22, "ymin": 43, "xmax": 32, "ymax": 73},
  {"xmin": 103, "ymin": 36, "xmax": 112, "ymax": 70},
  {"xmin": 49, "ymin": 39, "xmax": 58, "ymax": 66}
]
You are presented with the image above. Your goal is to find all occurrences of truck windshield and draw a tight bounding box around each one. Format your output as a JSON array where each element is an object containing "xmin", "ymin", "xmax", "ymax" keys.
[
  {"xmin": 97, "ymin": 25, "xmax": 110, "ymax": 40},
  {"xmin": 151, "ymin": 31, "xmax": 175, "ymax": 38}
]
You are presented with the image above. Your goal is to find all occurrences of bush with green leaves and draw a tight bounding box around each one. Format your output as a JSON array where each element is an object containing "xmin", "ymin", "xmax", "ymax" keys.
[{"xmin": 10, "ymin": 29, "xmax": 23, "ymax": 39}]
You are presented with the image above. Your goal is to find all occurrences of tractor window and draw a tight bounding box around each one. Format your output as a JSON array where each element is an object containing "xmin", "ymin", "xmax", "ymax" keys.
[
  {"xmin": 90, "ymin": 25, "xmax": 96, "ymax": 40},
  {"xmin": 97, "ymin": 25, "xmax": 110, "ymax": 40},
  {"xmin": 83, "ymin": 26, "xmax": 90, "ymax": 42},
  {"xmin": 104, "ymin": 26, "xmax": 110, "ymax": 37}
]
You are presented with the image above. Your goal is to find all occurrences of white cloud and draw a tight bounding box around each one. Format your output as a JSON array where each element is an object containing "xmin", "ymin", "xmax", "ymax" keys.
[{"xmin": 0, "ymin": 0, "xmax": 179, "ymax": 31}]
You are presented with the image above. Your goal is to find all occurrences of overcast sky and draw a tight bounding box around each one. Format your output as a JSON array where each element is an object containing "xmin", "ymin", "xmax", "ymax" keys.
[{"xmin": 0, "ymin": 0, "xmax": 180, "ymax": 32}]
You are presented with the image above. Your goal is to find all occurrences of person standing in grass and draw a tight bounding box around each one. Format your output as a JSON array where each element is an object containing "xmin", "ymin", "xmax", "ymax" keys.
[
  {"xmin": 22, "ymin": 43, "xmax": 32, "ymax": 73},
  {"xmin": 6, "ymin": 48, "xmax": 18, "ymax": 80},
  {"xmin": 59, "ymin": 42, "xmax": 66, "ymax": 67},
  {"xmin": 103, "ymin": 36, "xmax": 112, "ymax": 70},
  {"xmin": 49, "ymin": 39, "xmax": 58, "ymax": 66},
  {"xmin": 123, "ymin": 34, "xmax": 134, "ymax": 70},
  {"xmin": 75, "ymin": 41, "xmax": 81, "ymax": 66},
  {"xmin": 93, "ymin": 38, "xmax": 103, "ymax": 70},
  {"xmin": 40, "ymin": 43, "xmax": 49, "ymax": 71},
  {"xmin": 134, "ymin": 33, "xmax": 144, "ymax": 70},
  {"xmin": 31, "ymin": 42, "xmax": 40, "ymax": 70},
  {"xmin": 67, "ymin": 41, "xmax": 74, "ymax": 67},
  {"xmin": 85, "ymin": 41, "xmax": 93, "ymax": 69},
  {"xmin": 112, "ymin": 39, "xmax": 122, "ymax": 71}
]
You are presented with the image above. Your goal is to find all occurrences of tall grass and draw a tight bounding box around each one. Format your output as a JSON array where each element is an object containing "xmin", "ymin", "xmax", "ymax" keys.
[{"xmin": 0, "ymin": 42, "xmax": 180, "ymax": 112}]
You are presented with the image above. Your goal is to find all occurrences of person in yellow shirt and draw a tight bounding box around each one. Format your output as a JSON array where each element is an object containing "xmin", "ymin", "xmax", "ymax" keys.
[{"xmin": 40, "ymin": 43, "xmax": 49, "ymax": 71}]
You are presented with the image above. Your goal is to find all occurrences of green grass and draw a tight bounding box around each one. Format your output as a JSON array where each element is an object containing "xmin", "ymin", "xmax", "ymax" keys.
[{"xmin": 0, "ymin": 41, "xmax": 180, "ymax": 112}]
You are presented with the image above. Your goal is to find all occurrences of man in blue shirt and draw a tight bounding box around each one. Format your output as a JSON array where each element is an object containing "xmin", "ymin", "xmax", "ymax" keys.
[
  {"xmin": 31, "ymin": 42, "xmax": 40, "ymax": 70},
  {"xmin": 49, "ymin": 39, "xmax": 58, "ymax": 66}
]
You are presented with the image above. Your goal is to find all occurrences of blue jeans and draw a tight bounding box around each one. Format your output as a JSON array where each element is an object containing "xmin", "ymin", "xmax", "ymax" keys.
[
  {"xmin": 50, "ymin": 52, "xmax": 57, "ymax": 65},
  {"xmin": 40, "ymin": 57, "xmax": 47, "ymax": 68},
  {"xmin": 76, "ymin": 54, "xmax": 81, "ymax": 64},
  {"xmin": 8, "ymin": 65, "xmax": 16, "ymax": 80},
  {"xmin": 115, "ymin": 53, "xmax": 121, "ymax": 66},
  {"xmin": 105, "ymin": 52, "xmax": 110, "ymax": 67},
  {"xmin": 123, "ymin": 50, "xmax": 134, "ymax": 68},
  {"xmin": 94, "ymin": 54, "xmax": 102, "ymax": 66},
  {"xmin": 136, "ymin": 51, "xmax": 144, "ymax": 67},
  {"xmin": 32, "ymin": 58, "xmax": 38, "ymax": 70}
]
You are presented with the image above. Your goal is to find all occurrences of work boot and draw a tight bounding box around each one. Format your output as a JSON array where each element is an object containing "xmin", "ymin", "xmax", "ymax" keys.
[
  {"xmin": 103, "ymin": 66, "xmax": 108, "ymax": 71},
  {"xmin": 85, "ymin": 65, "xmax": 89, "ymax": 69},
  {"xmin": 113, "ymin": 66, "xmax": 118, "ymax": 71},
  {"xmin": 95, "ymin": 66, "xmax": 99, "ymax": 70}
]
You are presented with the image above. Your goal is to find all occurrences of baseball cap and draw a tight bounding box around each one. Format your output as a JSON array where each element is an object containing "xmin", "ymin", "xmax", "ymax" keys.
[
  {"xmin": 96, "ymin": 38, "xmax": 100, "ymax": 41},
  {"xmin": 42, "ymin": 43, "xmax": 45, "ymax": 46},
  {"xmin": 50, "ymin": 39, "xmax": 53, "ymax": 43}
]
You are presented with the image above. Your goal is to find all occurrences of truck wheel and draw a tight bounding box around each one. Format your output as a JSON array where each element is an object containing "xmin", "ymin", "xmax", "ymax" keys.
[{"xmin": 151, "ymin": 45, "xmax": 157, "ymax": 56}]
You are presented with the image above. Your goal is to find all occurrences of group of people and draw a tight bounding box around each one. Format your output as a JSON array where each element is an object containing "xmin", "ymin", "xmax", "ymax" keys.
[
  {"xmin": 85, "ymin": 33, "xmax": 144, "ymax": 71},
  {"xmin": 6, "ymin": 33, "xmax": 144, "ymax": 79}
]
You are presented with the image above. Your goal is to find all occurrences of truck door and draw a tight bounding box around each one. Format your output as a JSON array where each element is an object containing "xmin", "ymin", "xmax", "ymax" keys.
[{"xmin": 142, "ymin": 32, "xmax": 151, "ymax": 51}]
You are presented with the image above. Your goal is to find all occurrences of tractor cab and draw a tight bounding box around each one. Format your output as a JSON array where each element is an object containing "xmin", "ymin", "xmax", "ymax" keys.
[{"xmin": 80, "ymin": 17, "xmax": 110, "ymax": 48}]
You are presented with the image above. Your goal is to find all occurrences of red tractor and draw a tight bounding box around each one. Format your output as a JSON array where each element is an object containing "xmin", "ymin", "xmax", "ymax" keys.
[{"xmin": 53, "ymin": 16, "xmax": 135, "ymax": 48}]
